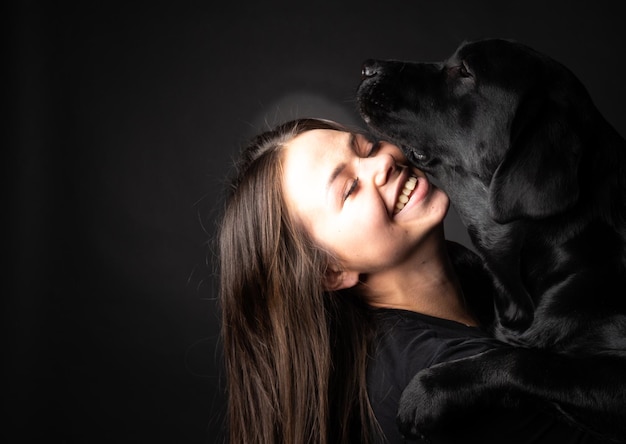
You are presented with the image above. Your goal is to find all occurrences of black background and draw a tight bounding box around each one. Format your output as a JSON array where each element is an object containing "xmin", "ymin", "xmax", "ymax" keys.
[{"xmin": 7, "ymin": 1, "xmax": 626, "ymax": 443}]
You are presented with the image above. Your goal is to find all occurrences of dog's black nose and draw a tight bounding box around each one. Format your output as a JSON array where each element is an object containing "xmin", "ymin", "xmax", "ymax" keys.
[{"xmin": 361, "ymin": 59, "xmax": 380, "ymax": 79}]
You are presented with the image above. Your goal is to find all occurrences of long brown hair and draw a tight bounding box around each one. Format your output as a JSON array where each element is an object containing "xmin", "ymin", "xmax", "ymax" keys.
[{"xmin": 218, "ymin": 118, "xmax": 379, "ymax": 443}]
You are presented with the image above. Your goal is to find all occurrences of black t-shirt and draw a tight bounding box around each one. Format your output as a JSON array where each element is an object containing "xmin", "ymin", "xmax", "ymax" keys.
[{"xmin": 366, "ymin": 308, "xmax": 604, "ymax": 443}]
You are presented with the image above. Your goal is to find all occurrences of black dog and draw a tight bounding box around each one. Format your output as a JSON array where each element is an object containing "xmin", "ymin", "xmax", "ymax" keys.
[{"xmin": 357, "ymin": 39, "xmax": 626, "ymax": 441}]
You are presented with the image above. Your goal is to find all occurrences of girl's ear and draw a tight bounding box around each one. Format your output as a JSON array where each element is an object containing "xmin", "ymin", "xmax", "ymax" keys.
[{"xmin": 324, "ymin": 268, "xmax": 360, "ymax": 291}]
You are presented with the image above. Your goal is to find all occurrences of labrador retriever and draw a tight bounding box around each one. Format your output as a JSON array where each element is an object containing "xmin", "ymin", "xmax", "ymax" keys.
[{"xmin": 357, "ymin": 39, "xmax": 626, "ymax": 442}]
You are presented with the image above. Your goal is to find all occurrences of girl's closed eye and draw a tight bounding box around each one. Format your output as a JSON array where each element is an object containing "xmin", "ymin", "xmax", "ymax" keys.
[
  {"xmin": 344, "ymin": 177, "xmax": 359, "ymax": 201},
  {"xmin": 357, "ymin": 137, "xmax": 380, "ymax": 158},
  {"xmin": 365, "ymin": 140, "xmax": 381, "ymax": 157},
  {"xmin": 342, "ymin": 136, "xmax": 381, "ymax": 202}
]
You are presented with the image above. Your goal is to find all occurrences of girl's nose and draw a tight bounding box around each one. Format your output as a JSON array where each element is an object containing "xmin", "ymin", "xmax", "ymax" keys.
[{"xmin": 362, "ymin": 149, "xmax": 396, "ymax": 187}]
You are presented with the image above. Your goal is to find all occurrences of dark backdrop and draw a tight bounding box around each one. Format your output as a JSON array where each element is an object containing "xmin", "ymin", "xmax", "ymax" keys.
[{"xmin": 7, "ymin": 1, "xmax": 625, "ymax": 443}]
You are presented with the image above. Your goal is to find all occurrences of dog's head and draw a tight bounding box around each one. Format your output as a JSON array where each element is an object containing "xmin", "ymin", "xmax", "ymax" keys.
[{"xmin": 357, "ymin": 39, "xmax": 593, "ymax": 223}]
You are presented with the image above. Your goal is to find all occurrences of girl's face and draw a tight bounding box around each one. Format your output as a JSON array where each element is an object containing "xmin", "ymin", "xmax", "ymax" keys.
[{"xmin": 282, "ymin": 129, "xmax": 449, "ymax": 287}]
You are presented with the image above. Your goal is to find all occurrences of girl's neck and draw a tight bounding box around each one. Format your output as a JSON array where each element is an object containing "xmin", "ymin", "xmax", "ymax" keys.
[{"xmin": 360, "ymin": 240, "xmax": 479, "ymax": 327}]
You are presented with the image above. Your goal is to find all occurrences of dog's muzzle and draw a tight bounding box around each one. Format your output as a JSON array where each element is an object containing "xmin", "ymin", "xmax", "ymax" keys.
[{"xmin": 361, "ymin": 59, "xmax": 382, "ymax": 80}]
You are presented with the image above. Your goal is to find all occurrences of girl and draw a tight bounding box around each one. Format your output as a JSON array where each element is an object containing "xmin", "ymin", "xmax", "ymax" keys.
[{"xmin": 217, "ymin": 118, "xmax": 602, "ymax": 443}]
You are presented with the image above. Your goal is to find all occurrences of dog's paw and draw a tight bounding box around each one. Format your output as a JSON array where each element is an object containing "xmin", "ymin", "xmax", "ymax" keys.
[
  {"xmin": 396, "ymin": 355, "xmax": 493, "ymax": 440},
  {"xmin": 396, "ymin": 367, "xmax": 449, "ymax": 440}
]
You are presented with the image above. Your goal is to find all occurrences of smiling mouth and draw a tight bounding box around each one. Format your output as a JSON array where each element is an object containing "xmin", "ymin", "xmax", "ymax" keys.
[{"xmin": 393, "ymin": 175, "xmax": 418, "ymax": 214}]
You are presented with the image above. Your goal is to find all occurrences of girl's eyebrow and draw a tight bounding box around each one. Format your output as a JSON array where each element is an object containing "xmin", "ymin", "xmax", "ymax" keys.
[{"xmin": 326, "ymin": 133, "xmax": 357, "ymax": 192}]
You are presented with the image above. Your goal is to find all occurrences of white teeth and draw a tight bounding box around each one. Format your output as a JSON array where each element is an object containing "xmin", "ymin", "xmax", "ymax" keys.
[{"xmin": 394, "ymin": 175, "xmax": 418, "ymax": 214}]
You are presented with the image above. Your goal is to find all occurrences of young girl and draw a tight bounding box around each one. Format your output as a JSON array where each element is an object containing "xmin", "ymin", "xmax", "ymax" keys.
[{"xmin": 217, "ymin": 118, "xmax": 603, "ymax": 443}]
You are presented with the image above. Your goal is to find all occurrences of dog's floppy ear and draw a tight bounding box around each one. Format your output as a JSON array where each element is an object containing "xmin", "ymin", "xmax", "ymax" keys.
[{"xmin": 488, "ymin": 96, "xmax": 583, "ymax": 223}]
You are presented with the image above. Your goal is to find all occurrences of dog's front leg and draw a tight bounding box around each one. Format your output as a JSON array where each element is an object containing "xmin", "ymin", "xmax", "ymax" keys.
[
  {"xmin": 396, "ymin": 349, "xmax": 513, "ymax": 440},
  {"xmin": 397, "ymin": 347, "xmax": 626, "ymax": 442}
]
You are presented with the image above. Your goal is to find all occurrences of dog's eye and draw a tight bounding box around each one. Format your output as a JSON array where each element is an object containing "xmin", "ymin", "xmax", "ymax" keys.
[{"xmin": 459, "ymin": 61, "xmax": 472, "ymax": 78}]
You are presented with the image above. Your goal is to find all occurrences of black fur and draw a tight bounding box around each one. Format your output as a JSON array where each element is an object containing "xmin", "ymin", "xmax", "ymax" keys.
[{"xmin": 357, "ymin": 39, "xmax": 626, "ymax": 442}]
